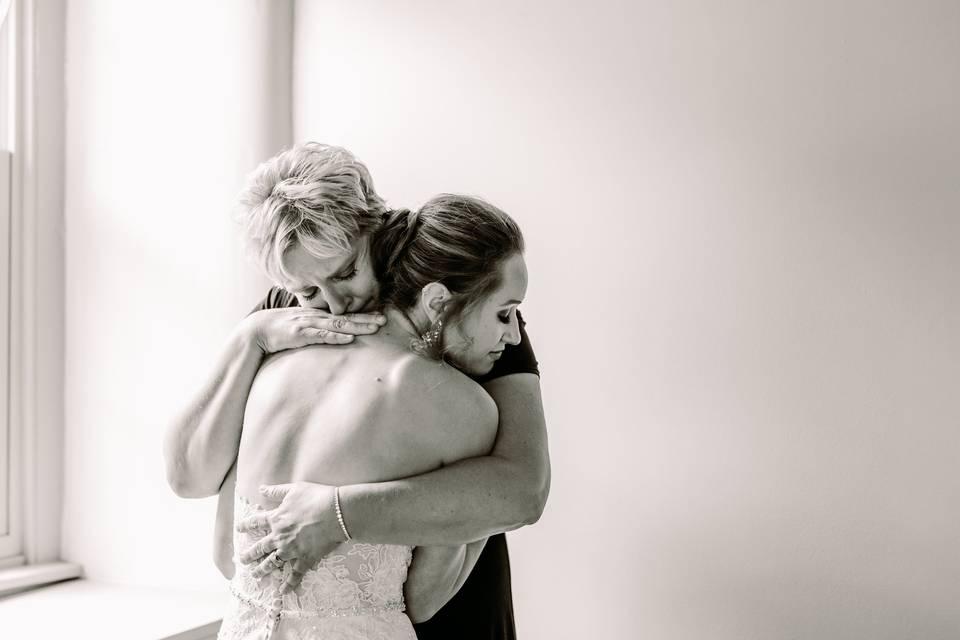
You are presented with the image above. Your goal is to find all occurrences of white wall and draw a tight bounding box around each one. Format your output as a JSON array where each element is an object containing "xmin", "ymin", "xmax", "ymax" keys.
[
  {"xmin": 62, "ymin": 0, "xmax": 291, "ymax": 591},
  {"xmin": 294, "ymin": 1, "xmax": 960, "ymax": 638}
]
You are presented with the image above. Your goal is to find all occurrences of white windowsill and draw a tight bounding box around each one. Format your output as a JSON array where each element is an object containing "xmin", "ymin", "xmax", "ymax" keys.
[
  {"xmin": 0, "ymin": 577, "xmax": 227, "ymax": 639},
  {"xmin": 0, "ymin": 560, "xmax": 82, "ymax": 594}
]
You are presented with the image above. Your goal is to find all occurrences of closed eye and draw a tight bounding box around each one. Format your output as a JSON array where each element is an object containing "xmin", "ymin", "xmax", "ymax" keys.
[
  {"xmin": 297, "ymin": 286, "xmax": 319, "ymax": 299},
  {"xmin": 332, "ymin": 266, "xmax": 358, "ymax": 282}
]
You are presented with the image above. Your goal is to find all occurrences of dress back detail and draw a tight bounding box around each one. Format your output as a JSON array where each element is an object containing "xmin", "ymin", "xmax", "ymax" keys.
[{"xmin": 217, "ymin": 494, "xmax": 416, "ymax": 640}]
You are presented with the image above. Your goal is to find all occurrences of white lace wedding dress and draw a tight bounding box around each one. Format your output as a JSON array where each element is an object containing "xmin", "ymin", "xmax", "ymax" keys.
[{"xmin": 217, "ymin": 495, "xmax": 417, "ymax": 640}]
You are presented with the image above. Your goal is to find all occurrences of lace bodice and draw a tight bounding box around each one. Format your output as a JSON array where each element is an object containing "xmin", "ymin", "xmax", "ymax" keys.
[{"xmin": 217, "ymin": 494, "xmax": 416, "ymax": 640}]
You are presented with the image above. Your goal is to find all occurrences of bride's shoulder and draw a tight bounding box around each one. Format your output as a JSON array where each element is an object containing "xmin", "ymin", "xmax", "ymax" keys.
[
  {"xmin": 385, "ymin": 355, "xmax": 498, "ymax": 462},
  {"xmin": 388, "ymin": 352, "xmax": 484, "ymax": 398}
]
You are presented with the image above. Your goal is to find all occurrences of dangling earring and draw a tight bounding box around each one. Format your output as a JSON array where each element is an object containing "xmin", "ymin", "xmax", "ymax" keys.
[{"xmin": 420, "ymin": 318, "xmax": 443, "ymax": 350}]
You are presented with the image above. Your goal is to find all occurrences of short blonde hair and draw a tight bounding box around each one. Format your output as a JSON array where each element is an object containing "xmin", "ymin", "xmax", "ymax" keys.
[{"xmin": 236, "ymin": 142, "xmax": 387, "ymax": 282}]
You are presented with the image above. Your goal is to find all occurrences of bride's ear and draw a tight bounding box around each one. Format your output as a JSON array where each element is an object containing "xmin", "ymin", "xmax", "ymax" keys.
[{"xmin": 419, "ymin": 282, "xmax": 452, "ymax": 323}]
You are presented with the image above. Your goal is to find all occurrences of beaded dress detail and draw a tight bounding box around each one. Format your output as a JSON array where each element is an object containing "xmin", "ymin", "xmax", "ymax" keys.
[{"xmin": 217, "ymin": 494, "xmax": 416, "ymax": 640}]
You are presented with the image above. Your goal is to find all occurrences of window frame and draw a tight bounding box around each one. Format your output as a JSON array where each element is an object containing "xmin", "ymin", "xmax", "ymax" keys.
[
  {"xmin": 0, "ymin": 0, "xmax": 67, "ymax": 572},
  {"xmin": 0, "ymin": 0, "xmax": 20, "ymax": 566}
]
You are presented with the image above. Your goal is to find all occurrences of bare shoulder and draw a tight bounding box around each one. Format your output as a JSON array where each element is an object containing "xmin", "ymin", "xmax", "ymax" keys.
[{"xmin": 385, "ymin": 354, "xmax": 499, "ymax": 465}]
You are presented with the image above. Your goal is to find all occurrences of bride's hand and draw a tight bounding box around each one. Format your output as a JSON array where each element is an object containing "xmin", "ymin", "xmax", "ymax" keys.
[{"xmin": 236, "ymin": 482, "xmax": 345, "ymax": 592}]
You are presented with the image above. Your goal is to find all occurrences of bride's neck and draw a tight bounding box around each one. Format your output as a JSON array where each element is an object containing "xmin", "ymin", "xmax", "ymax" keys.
[{"xmin": 381, "ymin": 305, "xmax": 429, "ymax": 343}]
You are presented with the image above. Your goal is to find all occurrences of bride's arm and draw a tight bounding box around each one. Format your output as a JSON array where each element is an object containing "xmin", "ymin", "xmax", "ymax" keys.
[{"xmin": 403, "ymin": 539, "xmax": 488, "ymax": 623}]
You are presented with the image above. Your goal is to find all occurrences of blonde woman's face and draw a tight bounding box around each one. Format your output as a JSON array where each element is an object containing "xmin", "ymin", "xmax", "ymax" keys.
[
  {"xmin": 280, "ymin": 236, "xmax": 380, "ymax": 315},
  {"xmin": 444, "ymin": 253, "xmax": 528, "ymax": 376}
]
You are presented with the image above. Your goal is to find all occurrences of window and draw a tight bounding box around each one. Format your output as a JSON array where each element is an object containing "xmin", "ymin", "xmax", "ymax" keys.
[
  {"xmin": 0, "ymin": 0, "xmax": 16, "ymax": 565},
  {"xmin": 0, "ymin": 0, "xmax": 68, "ymax": 575}
]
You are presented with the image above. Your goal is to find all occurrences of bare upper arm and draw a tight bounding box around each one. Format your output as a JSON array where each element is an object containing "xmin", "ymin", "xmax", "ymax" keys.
[{"xmin": 483, "ymin": 373, "xmax": 550, "ymax": 509}]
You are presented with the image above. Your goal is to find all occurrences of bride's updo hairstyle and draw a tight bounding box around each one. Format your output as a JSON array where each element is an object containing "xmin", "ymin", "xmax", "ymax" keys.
[{"xmin": 372, "ymin": 194, "xmax": 524, "ymax": 359}]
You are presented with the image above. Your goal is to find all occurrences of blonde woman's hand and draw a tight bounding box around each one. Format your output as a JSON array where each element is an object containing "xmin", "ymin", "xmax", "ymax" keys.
[
  {"xmin": 242, "ymin": 307, "xmax": 385, "ymax": 354},
  {"xmin": 237, "ymin": 482, "xmax": 346, "ymax": 593}
]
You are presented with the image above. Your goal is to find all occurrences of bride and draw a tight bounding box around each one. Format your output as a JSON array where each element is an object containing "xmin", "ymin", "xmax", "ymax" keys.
[{"xmin": 217, "ymin": 193, "xmax": 528, "ymax": 639}]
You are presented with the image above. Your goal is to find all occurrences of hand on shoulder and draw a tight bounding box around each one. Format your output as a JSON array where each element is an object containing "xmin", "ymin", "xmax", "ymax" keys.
[{"xmin": 239, "ymin": 307, "xmax": 386, "ymax": 353}]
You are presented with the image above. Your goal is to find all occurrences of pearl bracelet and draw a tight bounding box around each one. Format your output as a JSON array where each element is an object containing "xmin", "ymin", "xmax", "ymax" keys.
[{"xmin": 334, "ymin": 487, "xmax": 352, "ymax": 541}]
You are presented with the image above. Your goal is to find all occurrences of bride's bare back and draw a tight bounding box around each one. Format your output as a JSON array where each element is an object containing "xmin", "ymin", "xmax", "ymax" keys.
[
  {"xmin": 215, "ymin": 329, "xmax": 499, "ymax": 639},
  {"xmin": 236, "ymin": 330, "xmax": 498, "ymax": 506}
]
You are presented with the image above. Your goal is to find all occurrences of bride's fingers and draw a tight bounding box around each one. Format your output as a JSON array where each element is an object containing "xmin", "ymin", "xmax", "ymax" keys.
[
  {"xmin": 236, "ymin": 513, "xmax": 270, "ymax": 533},
  {"xmin": 239, "ymin": 537, "xmax": 276, "ymax": 565}
]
